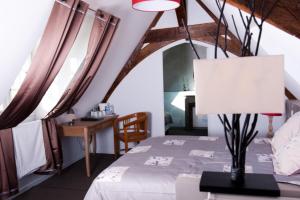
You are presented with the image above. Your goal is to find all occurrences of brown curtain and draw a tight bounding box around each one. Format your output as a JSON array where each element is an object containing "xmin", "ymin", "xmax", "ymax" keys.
[
  {"xmin": 40, "ymin": 10, "xmax": 119, "ymax": 172},
  {"xmin": 48, "ymin": 11, "xmax": 119, "ymax": 117},
  {"xmin": 0, "ymin": 130, "xmax": 17, "ymax": 199},
  {"xmin": 0, "ymin": 0, "xmax": 88, "ymax": 198}
]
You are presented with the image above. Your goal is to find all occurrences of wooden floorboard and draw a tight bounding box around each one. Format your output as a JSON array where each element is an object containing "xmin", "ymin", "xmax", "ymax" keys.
[{"xmin": 14, "ymin": 154, "xmax": 116, "ymax": 200}]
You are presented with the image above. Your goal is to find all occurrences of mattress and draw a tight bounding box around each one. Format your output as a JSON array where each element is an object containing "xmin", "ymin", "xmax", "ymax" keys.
[{"xmin": 85, "ymin": 136, "xmax": 300, "ymax": 200}]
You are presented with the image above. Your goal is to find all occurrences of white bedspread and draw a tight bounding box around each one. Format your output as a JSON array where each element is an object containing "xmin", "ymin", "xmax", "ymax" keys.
[{"xmin": 12, "ymin": 120, "xmax": 46, "ymax": 178}]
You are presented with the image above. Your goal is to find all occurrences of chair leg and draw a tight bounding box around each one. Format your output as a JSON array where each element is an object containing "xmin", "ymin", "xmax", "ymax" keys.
[
  {"xmin": 125, "ymin": 142, "xmax": 129, "ymax": 153},
  {"xmin": 114, "ymin": 135, "xmax": 120, "ymax": 157}
]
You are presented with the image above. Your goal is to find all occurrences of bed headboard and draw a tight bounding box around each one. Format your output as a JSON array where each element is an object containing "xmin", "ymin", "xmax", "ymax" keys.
[{"xmin": 286, "ymin": 100, "xmax": 300, "ymax": 120}]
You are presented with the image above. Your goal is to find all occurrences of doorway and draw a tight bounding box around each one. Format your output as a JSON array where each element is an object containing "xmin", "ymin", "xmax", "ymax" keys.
[{"xmin": 163, "ymin": 43, "xmax": 208, "ymax": 136}]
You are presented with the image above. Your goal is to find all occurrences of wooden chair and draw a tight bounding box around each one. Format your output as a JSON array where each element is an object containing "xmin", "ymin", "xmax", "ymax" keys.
[{"xmin": 114, "ymin": 112, "xmax": 148, "ymax": 153}]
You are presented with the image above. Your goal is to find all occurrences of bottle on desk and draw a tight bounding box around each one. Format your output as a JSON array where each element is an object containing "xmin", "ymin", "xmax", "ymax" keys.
[{"xmin": 105, "ymin": 103, "xmax": 115, "ymax": 115}]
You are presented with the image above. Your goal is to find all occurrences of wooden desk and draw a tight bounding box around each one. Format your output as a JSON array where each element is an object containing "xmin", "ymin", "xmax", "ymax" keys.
[{"xmin": 59, "ymin": 115, "xmax": 117, "ymax": 177}]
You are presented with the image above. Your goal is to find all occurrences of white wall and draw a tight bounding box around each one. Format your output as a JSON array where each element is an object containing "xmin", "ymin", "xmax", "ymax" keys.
[
  {"xmin": 91, "ymin": 40, "xmax": 246, "ymax": 153},
  {"xmin": 109, "ymin": 49, "xmax": 165, "ymax": 138},
  {"xmin": 92, "ymin": 41, "xmax": 166, "ymax": 154}
]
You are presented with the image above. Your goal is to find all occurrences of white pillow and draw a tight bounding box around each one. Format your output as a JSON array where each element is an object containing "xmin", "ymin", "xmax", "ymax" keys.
[
  {"xmin": 271, "ymin": 111, "xmax": 300, "ymax": 152},
  {"xmin": 273, "ymin": 135, "xmax": 300, "ymax": 175}
]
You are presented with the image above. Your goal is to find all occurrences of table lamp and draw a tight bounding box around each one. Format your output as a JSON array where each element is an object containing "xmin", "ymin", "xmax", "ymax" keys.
[
  {"xmin": 262, "ymin": 113, "xmax": 282, "ymax": 138},
  {"xmin": 194, "ymin": 55, "xmax": 284, "ymax": 196}
]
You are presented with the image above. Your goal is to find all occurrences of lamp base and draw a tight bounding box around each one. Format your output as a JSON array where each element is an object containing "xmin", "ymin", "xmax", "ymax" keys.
[{"xmin": 200, "ymin": 171, "xmax": 280, "ymax": 197}]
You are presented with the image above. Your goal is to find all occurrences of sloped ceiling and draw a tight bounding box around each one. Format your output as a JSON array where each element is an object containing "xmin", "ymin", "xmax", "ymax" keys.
[
  {"xmin": 0, "ymin": 0, "xmax": 156, "ymax": 115},
  {"xmin": 201, "ymin": 0, "xmax": 300, "ymax": 99},
  {"xmin": 1, "ymin": 0, "xmax": 299, "ymax": 116},
  {"xmin": 0, "ymin": 0, "xmax": 53, "ymax": 104},
  {"xmin": 153, "ymin": 0, "xmax": 214, "ymax": 29},
  {"xmin": 74, "ymin": 0, "xmax": 156, "ymax": 115},
  {"xmin": 226, "ymin": 0, "xmax": 300, "ymax": 39},
  {"xmin": 75, "ymin": 0, "xmax": 300, "ymax": 114}
]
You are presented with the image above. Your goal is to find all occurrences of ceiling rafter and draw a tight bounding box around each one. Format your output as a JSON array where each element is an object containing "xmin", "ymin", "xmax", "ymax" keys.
[
  {"xmin": 102, "ymin": 12, "xmax": 164, "ymax": 102},
  {"xmin": 175, "ymin": 0, "xmax": 187, "ymax": 27},
  {"xmin": 102, "ymin": 1, "xmax": 297, "ymax": 102},
  {"xmin": 196, "ymin": 0, "xmax": 219, "ymax": 23},
  {"xmin": 226, "ymin": 0, "xmax": 300, "ymax": 39},
  {"xmin": 102, "ymin": 26, "xmax": 241, "ymax": 102},
  {"xmin": 102, "ymin": 40, "xmax": 175, "ymax": 103},
  {"xmin": 145, "ymin": 23, "xmax": 220, "ymax": 43},
  {"xmin": 285, "ymin": 88, "xmax": 297, "ymax": 100},
  {"xmin": 195, "ymin": 0, "xmax": 242, "ymax": 52}
]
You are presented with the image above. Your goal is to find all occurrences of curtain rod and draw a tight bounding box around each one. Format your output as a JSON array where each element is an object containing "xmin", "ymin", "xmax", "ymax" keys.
[{"xmin": 55, "ymin": 0, "xmax": 117, "ymax": 26}]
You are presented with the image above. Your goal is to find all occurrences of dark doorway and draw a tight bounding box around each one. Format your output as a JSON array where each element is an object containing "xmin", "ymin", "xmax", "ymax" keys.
[{"xmin": 163, "ymin": 43, "xmax": 208, "ymax": 136}]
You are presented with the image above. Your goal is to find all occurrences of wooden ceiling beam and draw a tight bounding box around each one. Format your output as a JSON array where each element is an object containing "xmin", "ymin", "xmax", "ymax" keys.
[
  {"xmin": 285, "ymin": 88, "xmax": 297, "ymax": 100},
  {"xmin": 175, "ymin": 0, "xmax": 187, "ymax": 27},
  {"xmin": 102, "ymin": 41, "xmax": 174, "ymax": 103},
  {"xmin": 144, "ymin": 23, "xmax": 242, "ymax": 55},
  {"xmin": 145, "ymin": 23, "xmax": 222, "ymax": 43},
  {"xmin": 226, "ymin": 0, "xmax": 300, "ymax": 39},
  {"xmin": 195, "ymin": 0, "xmax": 242, "ymax": 53},
  {"xmin": 102, "ymin": 12, "xmax": 164, "ymax": 102},
  {"xmin": 103, "ymin": 1, "xmax": 297, "ymax": 102},
  {"xmin": 134, "ymin": 41, "xmax": 176, "ymax": 67},
  {"xmin": 195, "ymin": 0, "xmax": 219, "ymax": 23},
  {"xmin": 103, "ymin": 21, "xmax": 244, "ymax": 102}
]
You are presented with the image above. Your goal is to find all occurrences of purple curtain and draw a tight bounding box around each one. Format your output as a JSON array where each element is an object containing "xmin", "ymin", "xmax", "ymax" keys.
[
  {"xmin": 0, "ymin": 0, "xmax": 88, "ymax": 198},
  {"xmin": 48, "ymin": 10, "xmax": 119, "ymax": 118},
  {"xmin": 40, "ymin": 10, "xmax": 119, "ymax": 172},
  {"xmin": 0, "ymin": 130, "xmax": 17, "ymax": 199}
]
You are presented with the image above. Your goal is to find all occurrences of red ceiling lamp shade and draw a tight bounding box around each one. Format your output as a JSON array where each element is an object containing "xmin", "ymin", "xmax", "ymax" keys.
[{"xmin": 132, "ymin": 0, "xmax": 181, "ymax": 12}]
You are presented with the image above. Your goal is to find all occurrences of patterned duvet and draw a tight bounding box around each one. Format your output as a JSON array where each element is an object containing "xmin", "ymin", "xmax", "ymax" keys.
[{"xmin": 85, "ymin": 136, "xmax": 300, "ymax": 200}]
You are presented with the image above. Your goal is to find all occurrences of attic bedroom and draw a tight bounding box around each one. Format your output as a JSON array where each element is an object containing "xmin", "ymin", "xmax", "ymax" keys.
[{"xmin": 1, "ymin": 0, "xmax": 300, "ymax": 199}]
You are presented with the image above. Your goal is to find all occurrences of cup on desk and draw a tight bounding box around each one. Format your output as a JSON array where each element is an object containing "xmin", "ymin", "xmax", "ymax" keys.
[
  {"xmin": 91, "ymin": 111, "xmax": 97, "ymax": 118},
  {"xmin": 97, "ymin": 111, "xmax": 104, "ymax": 118},
  {"xmin": 91, "ymin": 111, "xmax": 105, "ymax": 119}
]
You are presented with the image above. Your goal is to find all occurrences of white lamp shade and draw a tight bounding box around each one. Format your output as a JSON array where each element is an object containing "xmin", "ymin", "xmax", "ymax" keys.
[{"xmin": 194, "ymin": 55, "xmax": 285, "ymax": 115}]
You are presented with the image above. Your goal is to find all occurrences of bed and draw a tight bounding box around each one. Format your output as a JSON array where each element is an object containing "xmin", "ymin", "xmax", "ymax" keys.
[
  {"xmin": 85, "ymin": 135, "xmax": 300, "ymax": 200},
  {"xmin": 85, "ymin": 100, "xmax": 300, "ymax": 200}
]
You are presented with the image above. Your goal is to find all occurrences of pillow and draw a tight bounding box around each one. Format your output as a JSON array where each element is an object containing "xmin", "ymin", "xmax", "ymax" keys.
[
  {"xmin": 273, "ymin": 135, "xmax": 300, "ymax": 175},
  {"xmin": 271, "ymin": 111, "xmax": 300, "ymax": 152}
]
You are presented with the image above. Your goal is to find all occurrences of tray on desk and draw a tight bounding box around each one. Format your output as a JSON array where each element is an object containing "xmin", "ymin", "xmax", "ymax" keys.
[{"xmin": 80, "ymin": 117, "xmax": 104, "ymax": 121}]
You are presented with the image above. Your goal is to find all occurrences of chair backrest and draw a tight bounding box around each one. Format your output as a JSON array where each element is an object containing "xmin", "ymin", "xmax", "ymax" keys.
[{"xmin": 117, "ymin": 112, "xmax": 148, "ymax": 135}]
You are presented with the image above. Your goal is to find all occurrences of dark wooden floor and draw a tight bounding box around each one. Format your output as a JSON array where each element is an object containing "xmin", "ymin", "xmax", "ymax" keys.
[{"xmin": 14, "ymin": 154, "xmax": 116, "ymax": 200}]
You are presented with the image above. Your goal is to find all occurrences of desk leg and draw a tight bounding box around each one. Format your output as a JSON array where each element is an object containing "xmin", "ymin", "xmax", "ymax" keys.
[
  {"xmin": 92, "ymin": 133, "xmax": 97, "ymax": 154},
  {"xmin": 84, "ymin": 128, "xmax": 91, "ymax": 177}
]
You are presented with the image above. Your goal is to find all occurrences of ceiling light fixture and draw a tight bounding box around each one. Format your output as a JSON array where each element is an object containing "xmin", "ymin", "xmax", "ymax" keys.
[{"xmin": 132, "ymin": 0, "xmax": 181, "ymax": 12}]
